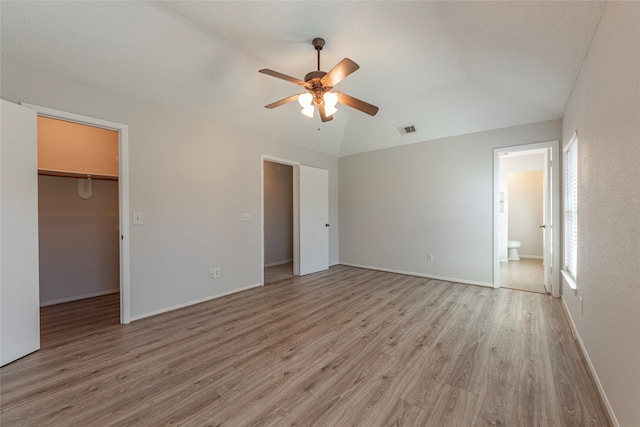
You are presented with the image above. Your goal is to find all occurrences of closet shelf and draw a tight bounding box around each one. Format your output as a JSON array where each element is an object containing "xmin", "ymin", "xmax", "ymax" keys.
[{"xmin": 38, "ymin": 168, "xmax": 118, "ymax": 181}]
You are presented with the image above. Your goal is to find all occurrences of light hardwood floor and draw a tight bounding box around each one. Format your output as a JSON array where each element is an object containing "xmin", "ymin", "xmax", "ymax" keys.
[
  {"xmin": 1, "ymin": 266, "xmax": 610, "ymax": 426},
  {"xmin": 501, "ymin": 258, "xmax": 547, "ymax": 294},
  {"xmin": 264, "ymin": 262, "xmax": 294, "ymax": 285}
]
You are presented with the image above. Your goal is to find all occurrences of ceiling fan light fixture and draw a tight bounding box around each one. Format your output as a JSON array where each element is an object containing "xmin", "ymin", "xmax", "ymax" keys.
[
  {"xmin": 325, "ymin": 105, "xmax": 337, "ymax": 117},
  {"xmin": 323, "ymin": 92, "xmax": 338, "ymax": 116},
  {"xmin": 298, "ymin": 92, "xmax": 312, "ymax": 108},
  {"xmin": 298, "ymin": 93, "xmax": 314, "ymax": 118},
  {"xmin": 301, "ymin": 105, "xmax": 314, "ymax": 118}
]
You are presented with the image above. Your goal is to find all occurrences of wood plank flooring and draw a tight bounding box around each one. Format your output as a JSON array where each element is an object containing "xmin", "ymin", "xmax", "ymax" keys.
[
  {"xmin": 264, "ymin": 262, "xmax": 294, "ymax": 285},
  {"xmin": 0, "ymin": 265, "xmax": 610, "ymax": 426},
  {"xmin": 501, "ymin": 258, "xmax": 547, "ymax": 294}
]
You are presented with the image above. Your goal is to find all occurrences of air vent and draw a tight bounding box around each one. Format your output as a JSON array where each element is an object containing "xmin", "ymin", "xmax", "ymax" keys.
[{"xmin": 398, "ymin": 125, "xmax": 417, "ymax": 135}]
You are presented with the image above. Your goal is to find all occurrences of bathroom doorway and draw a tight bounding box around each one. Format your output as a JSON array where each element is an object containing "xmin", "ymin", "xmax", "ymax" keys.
[
  {"xmin": 493, "ymin": 141, "xmax": 560, "ymax": 297},
  {"xmin": 503, "ymin": 165, "xmax": 545, "ymax": 293}
]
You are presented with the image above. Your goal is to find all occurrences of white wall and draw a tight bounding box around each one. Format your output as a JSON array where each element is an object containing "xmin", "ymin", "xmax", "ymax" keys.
[
  {"xmin": 507, "ymin": 170, "xmax": 543, "ymax": 258},
  {"xmin": 339, "ymin": 120, "xmax": 561, "ymax": 286},
  {"xmin": 263, "ymin": 161, "xmax": 293, "ymax": 266},
  {"xmin": 561, "ymin": 2, "xmax": 640, "ymax": 425},
  {"xmin": 38, "ymin": 176, "xmax": 120, "ymax": 305},
  {"xmin": 0, "ymin": 61, "xmax": 339, "ymax": 319}
]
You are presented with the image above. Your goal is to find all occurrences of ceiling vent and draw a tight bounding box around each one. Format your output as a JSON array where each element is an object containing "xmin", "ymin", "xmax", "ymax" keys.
[{"xmin": 398, "ymin": 125, "xmax": 417, "ymax": 135}]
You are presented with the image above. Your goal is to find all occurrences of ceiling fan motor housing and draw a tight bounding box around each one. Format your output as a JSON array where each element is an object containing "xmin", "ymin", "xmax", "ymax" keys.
[
  {"xmin": 304, "ymin": 71, "xmax": 331, "ymax": 104},
  {"xmin": 304, "ymin": 70, "xmax": 327, "ymax": 82}
]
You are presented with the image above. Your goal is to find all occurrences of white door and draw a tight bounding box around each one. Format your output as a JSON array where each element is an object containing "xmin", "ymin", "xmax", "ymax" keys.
[
  {"xmin": 1, "ymin": 100, "xmax": 40, "ymax": 366},
  {"xmin": 299, "ymin": 165, "xmax": 329, "ymax": 275},
  {"xmin": 542, "ymin": 148, "xmax": 553, "ymax": 294}
]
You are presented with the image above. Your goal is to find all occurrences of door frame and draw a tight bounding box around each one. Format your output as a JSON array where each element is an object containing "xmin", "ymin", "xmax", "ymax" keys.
[
  {"xmin": 261, "ymin": 155, "xmax": 300, "ymax": 286},
  {"xmin": 493, "ymin": 140, "xmax": 560, "ymax": 297},
  {"xmin": 23, "ymin": 103, "xmax": 131, "ymax": 323}
]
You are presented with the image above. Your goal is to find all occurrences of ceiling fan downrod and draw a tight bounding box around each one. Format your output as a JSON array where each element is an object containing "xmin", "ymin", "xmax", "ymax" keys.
[{"xmin": 313, "ymin": 38, "xmax": 325, "ymax": 71}]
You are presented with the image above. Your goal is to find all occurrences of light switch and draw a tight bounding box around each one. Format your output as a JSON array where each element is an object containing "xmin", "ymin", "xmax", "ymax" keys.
[{"xmin": 133, "ymin": 211, "xmax": 144, "ymax": 225}]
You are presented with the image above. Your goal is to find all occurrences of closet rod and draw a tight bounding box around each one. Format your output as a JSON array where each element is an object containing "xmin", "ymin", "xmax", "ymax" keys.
[{"xmin": 38, "ymin": 168, "xmax": 118, "ymax": 181}]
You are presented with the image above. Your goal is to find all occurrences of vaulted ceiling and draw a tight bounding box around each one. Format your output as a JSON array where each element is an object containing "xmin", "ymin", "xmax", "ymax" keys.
[{"xmin": 1, "ymin": 1, "xmax": 605, "ymax": 157}]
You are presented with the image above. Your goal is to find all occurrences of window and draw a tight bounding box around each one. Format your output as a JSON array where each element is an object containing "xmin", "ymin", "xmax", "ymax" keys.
[{"xmin": 563, "ymin": 132, "xmax": 578, "ymax": 289}]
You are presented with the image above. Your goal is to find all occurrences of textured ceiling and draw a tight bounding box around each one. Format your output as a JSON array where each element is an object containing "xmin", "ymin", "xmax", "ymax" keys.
[{"xmin": 0, "ymin": 1, "xmax": 605, "ymax": 157}]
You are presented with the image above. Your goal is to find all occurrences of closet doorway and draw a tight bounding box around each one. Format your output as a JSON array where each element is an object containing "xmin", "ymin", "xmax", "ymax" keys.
[
  {"xmin": 263, "ymin": 160, "xmax": 295, "ymax": 285},
  {"xmin": 38, "ymin": 116, "xmax": 120, "ymax": 316},
  {"xmin": 26, "ymin": 103, "xmax": 131, "ymax": 325},
  {"xmin": 37, "ymin": 116, "xmax": 121, "ymax": 327}
]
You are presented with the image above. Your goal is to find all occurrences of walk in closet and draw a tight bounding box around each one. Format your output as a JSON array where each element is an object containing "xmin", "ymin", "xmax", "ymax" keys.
[{"xmin": 37, "ymin": 116, "xmax": 120, "ymax": 307}]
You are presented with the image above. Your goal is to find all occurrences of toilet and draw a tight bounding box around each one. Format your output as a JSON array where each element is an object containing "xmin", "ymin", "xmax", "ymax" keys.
[{"xmin": 507, "ymin": 240, "xmax": 521, "ymax": 261}]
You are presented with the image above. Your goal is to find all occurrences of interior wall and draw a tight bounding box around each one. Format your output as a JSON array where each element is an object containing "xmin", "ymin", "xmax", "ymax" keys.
[
  {"xmin": 339, "ymin": 120, "xmax": 561, "ymax": 286},
  {"xmin": 561, "ymin": 2, "xmax": 640, "ymax": 425},
  {"xmin": 38, "ymin": 175, "xmax": 120, "ymax": 305},
  {"xmin": 0, "ymin": 60, "xmax": 339, "ymax": 319},
  {"xmin": 263, "ymin": 161, "xmax": 293, "ymax": 266},
  {"xmin": 507, "ymin": 170, "xmax": 543, "ymax": 258}
]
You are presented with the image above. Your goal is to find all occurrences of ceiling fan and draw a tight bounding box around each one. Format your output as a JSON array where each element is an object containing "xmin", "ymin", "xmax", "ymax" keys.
[{"xmin": 259, "ymin": 38, "xmax": 379, "ymax": 122}]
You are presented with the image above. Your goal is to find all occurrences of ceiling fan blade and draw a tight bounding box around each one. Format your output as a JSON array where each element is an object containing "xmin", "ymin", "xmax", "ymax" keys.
[
  {"xmin": 318, "ymin": 103, "xmax": 333, "ymax": 122},
  {"xmin": 321, "ymin": 58, "xmax": 359, "ymax": 87},
  {"xmin": 337, "ymin": 93, "xmax": 379, "ymax": 116},
  {"xmin": 264, "ymin": 94, "xmax": 301, "ymax": 109},
  {"xmin": 259, "ymin": 69, "xmax": 307, "ymax": 86}
]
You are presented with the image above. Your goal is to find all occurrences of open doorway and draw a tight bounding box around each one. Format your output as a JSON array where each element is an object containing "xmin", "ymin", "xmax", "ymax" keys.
[
  {"xmin": 261, "ymin": 156, "xmax": 329, "ymax": 286},
  {"xmin": 25, "ymin": 103, "xmax": 131, "ymax": 324},
  {"xmin": 500, "ymin": 157, "xmax": 545, "ymax": 293},
  {"xmin": 493, "ymin": 141, "xmax": 560, "ymax": 297},
  {"xmin": 263, "ymin": 160, "xmax": 295, "ymax": 285},
  {"xmin": 38, "ymin": 116, "xmax": 121, "ymax": 311}
]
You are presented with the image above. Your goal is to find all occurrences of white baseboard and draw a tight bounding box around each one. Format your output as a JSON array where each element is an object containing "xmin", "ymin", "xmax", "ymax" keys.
[
  {"xmin": 40, "ymin": 288, "xmax": 119, "ymax": 307},
  {"xmin": 520, "ymin": 255, "xmax": 543, "ymax": 259},
  {"xmin": 338, "ymin": 263, "xmax": 494, "ymax": 288},
  {"xmin": 264, "ymin": 259, "xmax": 293, "ymax": 268},
  {"xmin": 560, "ymin": 298, "xmax": 619, "ymax": 427},
  {"xmin": 129, "ymin": 282, "xmax": 262, "ymax": 322},
  {"xmin": 329, "ymin": 261, "xmax": 340, "ymax": 267}
]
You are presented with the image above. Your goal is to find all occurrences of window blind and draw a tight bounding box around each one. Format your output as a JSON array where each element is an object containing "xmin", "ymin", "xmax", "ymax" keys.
[{"xmin": 564, "ymin": 135, "xmax": 578, "ymax": 281}]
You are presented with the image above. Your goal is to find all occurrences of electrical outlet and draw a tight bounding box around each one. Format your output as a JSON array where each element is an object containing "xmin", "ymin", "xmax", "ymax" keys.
[
  {"xmin": 241, "ymin": 213, "xmax": 252, "ymax": 221},
  {"xmin": 214, "ymin": 267, "xmax": 221, "ymax": 278},
  {"xmin": 208, "ymin": 268, "xmax": 214, "ymax": 279},
  {"xmin": 133, "ymin": 211, "xmax": 144, "ymax": 225},
  {"xmin": 427, "ymin": 253, "xmax": 434, "ymax": 262}
]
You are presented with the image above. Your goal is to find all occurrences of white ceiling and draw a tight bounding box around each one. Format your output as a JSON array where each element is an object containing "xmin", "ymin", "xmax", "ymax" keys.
[{"xmin": 1, "ymin": 1, "xmax": 605, "ymax": 157}]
